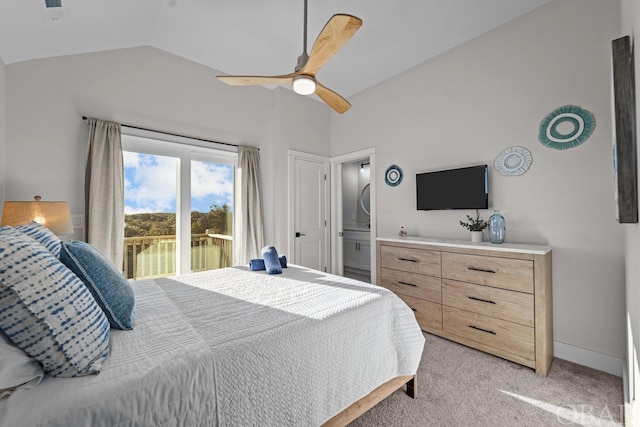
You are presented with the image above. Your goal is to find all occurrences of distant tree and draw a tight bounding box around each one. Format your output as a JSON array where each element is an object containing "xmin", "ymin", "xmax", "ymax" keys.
[
  {"xmin": 124, "ymin": 212, "xmax": 176, "ymax": 237},
  {"xmin": 207, "ymin": 204, "xmax": 231, "ymax": 235},
  {"xmin": 191, "ymin": 211, "xmax": 209, "ymax": 235},
  {"xmin": 125, "ymin": 204, "xmax": 231, "ymax": 237}
]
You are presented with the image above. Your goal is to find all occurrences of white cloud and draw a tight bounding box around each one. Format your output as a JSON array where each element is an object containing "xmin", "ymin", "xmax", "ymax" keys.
[
  {"xmin": 124, "ymin": 154, "xmax": 234, "ymax": 214},
  {"xmin": 123, "ymin": 151, "xmax": 141, "ymax": 168},
  {"xmin": 191, "ymin": 161, "xmax": 233, "ymax": 200},
  {"xmin": 124, "ymin": 206, "xmax": 160, "ymax": 215},
  {"xmin": 124, "ymin": 153, "xmax": 177, "ymax": 213}
]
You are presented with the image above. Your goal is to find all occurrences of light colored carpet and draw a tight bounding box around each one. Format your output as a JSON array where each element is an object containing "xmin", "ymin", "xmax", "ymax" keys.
[{"xmin": 350, "ymin": 333, "xmax": 624, "ymax": 426}]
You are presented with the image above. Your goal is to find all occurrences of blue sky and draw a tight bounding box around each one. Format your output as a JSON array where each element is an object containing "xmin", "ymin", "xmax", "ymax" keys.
[{"xmin": 123, "ymin": 152, "xmax": 234, "ymax": 214}]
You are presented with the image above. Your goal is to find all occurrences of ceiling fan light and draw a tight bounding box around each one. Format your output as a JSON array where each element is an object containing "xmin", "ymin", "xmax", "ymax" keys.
[{"xmin": 293, "ymin": 75, "xmax": 316, "ymax": 95}]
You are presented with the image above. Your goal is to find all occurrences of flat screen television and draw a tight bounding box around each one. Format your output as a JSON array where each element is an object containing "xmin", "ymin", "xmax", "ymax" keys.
[{"xmin": 416, "ymin": 165, "xmax": 488, "ymax": 210}]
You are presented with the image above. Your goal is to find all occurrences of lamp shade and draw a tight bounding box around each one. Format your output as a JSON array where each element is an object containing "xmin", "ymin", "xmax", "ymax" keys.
[{"xmin": 2, "ymin": 197, "xmax": 73, "ymax": 235}]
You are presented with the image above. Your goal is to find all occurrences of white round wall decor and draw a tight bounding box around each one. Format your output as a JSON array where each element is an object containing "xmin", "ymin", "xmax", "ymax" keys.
[
  {"xmin": 384, "ymin": 165, "xmax": 403, "ymax": 187},
  {"xmin": 538, "ymin": 105, "xmax": 595, "ymax": 150},
  {"xmin": 495, "ymin": 146, "xmax": 532, "ymax": 176}
]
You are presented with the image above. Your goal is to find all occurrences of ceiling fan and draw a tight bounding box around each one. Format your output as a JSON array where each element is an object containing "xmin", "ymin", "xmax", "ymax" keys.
[{"xmin": 216, "ymin": 0, "xmax": 362, "ymax": 114}]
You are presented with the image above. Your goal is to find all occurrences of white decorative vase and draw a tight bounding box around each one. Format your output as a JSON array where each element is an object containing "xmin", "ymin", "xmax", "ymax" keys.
[{"xmin": 471, "ymin": 231, "xmax": 483, "ymax": 242}]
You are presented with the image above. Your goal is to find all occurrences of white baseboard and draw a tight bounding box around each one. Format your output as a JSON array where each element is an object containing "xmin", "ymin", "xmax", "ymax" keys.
[
  {"xmin": 554, "ymin": 341, "xmax": 623, "ymax": 377},
  {"xmin": 623, "ymin": 363, "xmax": 629, "ymax": 402}
]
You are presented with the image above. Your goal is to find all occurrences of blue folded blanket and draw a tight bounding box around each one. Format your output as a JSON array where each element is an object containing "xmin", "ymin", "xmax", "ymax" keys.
[
  {"xmin": 249, "ymin": 255, "xmax": 287, "ymax": 271},
  {"xmin": 261, "ymin": 245, "xmax": 282, "ymax": 275},
  {"xmin": 249, "ymin": 258, "xmax": 266, "ymax": 271}
]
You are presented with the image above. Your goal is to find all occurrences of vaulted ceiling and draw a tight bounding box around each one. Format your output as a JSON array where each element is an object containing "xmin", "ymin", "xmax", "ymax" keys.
[{"xmin": 0, "ymin": 0, "xmax": 551, "ymax": 98}]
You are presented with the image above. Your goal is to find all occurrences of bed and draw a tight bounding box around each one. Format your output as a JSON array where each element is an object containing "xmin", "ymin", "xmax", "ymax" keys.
[{"xmin": 0, "ymin": 264, "xmax": 425, "ymax": 426}]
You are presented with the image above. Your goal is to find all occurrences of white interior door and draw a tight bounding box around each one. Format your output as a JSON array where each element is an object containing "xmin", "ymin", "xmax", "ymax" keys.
[{"xmin": 290, "ymin": 156, "xmax": 328, "ymax": 271}]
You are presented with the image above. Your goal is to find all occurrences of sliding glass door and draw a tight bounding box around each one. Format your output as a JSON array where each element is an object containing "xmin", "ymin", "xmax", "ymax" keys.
[
  {"xmin": 189, "ymin": 158, "xmax": 234, "ymax": 274},
  {"xmin": 122, "ymin": 133, "xmax": 236, "ymax": 279}
]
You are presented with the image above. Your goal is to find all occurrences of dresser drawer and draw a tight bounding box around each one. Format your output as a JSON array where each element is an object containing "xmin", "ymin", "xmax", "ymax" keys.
[
  {"xmin": 442, "ymin": 279, "xmax": 533, "ymax": 327},
  {"xmin": 380, "ymin": 268, "xmax": 441, "ymax": 303},
  {"xmin": 380, "ymin": 245, "xmax": 441, "ymax": 277},
  {"xmin": 441, "ymin": 252, "xmax": 533, "ymax": 293},
  {"xmin": 443, "ymin": 306, "xmax": 534, "ymax": 360},
  {"xmin": 396, "ymin": 293, "xmax": 442, "ymax": 331}
]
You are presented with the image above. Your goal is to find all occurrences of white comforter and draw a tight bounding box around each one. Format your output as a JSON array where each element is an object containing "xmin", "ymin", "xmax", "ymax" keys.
[
  {"xmin": 0, "ymin": 279, "xmax": 217, "ymax": 426},
  {"xmin": 0, "ymin": 265, "xmax": 425, "ymax": 426}
]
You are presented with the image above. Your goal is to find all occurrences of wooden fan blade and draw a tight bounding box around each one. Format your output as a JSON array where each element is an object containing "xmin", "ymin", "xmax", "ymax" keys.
[
  {"xmin": 217, "ymin": 73, "xmax": 296, "ymax": 86},
  {"xmin": 302, "ymin": 14, "xmax": 362, "ymax": 76},
  {"xmin": 315, "ymin": 82, "xmax": 351, "ymax": 114}
]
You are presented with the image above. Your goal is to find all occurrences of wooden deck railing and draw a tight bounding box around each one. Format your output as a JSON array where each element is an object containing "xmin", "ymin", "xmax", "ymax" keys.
[{"xmin": 124, "ymin": 233, "xmax": 232, "ymax": 279}]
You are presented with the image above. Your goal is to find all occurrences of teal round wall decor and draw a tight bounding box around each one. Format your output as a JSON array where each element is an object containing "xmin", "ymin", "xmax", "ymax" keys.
[
  {"xmin": 538, "ymin": 105, "xmax": 595, "ymax": 150},
  {"xmin": 384, "ymin": 165, "xmax": 403, "ymax": 187}
]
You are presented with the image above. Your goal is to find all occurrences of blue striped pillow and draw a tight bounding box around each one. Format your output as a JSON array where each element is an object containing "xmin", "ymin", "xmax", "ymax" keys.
[
  {"xmin": 16, "ymin": 221, "xmax": 61, "ymax": 258},
  {"xmin": 0, "ymin": 226, "xmax": 34, "ymax": 242},
  {"xmin": 0, "ymin": 234, "xmax": 110, "ymax": 377}
]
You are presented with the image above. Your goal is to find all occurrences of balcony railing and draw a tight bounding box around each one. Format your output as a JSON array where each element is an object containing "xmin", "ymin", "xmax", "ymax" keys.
[{"xmin": 124, "ymin": 233, "xmax": 232, "ymax": 280}]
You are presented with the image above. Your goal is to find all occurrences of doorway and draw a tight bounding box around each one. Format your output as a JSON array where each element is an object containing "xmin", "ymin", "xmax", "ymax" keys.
[
  {"xmin": 287, "ymin": 148, "xmax": 376, "ymax": 282},
  {"xmin": 341, "ymin": 159, "xmax": 371, "ymax": 282},
  {"xmin": 330, "ymin": 148, "xmax": 376, "ymax": 284}
]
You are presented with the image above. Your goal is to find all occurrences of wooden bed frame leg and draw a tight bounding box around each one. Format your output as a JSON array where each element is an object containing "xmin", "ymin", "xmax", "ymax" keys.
[
  {"xmin": 321, "ymin": 375, "xmax": 417, "ymax": 426},
  {"xmin": 406, "ymin": 375, "xmax": 416, "ymax": 398}
]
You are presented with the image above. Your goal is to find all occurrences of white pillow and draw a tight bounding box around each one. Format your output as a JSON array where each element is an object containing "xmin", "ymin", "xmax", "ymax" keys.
[
  {"xmin": 0, "ymin": 330, "xmax": 44, "ymax": 399},
  {"xmin": 0, "ymin": 233, "xmax": 110, "ymax": 377}
]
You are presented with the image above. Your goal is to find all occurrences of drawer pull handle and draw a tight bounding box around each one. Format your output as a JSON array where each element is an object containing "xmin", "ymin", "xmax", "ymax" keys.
[
  {"xmin": 398, "ymin": 257, "xmax": 418, "ymax": 263},
  {"xmin": 469, "ymin": 325, "xmax": 496, "ymax": 335},
  {"xmin": 398, "ymin": 281, "xmax": 417, "ymax": 287},
  {"xmin": 410, "ymin": 307, "xmax": 417, "ymax": 312},
  {"xmin": 468, "ymin": 296, "xmax": 496, "ymax": 305},
  {"xmin": 467, "ymin": 266, "xmax": 496, "ymax": 274}
]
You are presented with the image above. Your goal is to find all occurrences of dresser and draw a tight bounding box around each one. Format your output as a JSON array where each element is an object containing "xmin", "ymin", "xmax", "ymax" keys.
[{"xmin": 377, "ymin": 236, "xmax": 553, "ymax": 375}]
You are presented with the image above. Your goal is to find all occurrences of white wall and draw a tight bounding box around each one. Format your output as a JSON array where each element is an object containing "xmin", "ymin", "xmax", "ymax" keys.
[
  {"xmin": 0, "ymin": 56, "xmax": 5, "ymax": 215},
  {"xmin": 618, "ymin": 0, "xmax": 640, "ymax": 423},
  {"xmin": 331, "ymin": 0, "xmax": 625, "ymax": 365},
  {"xmin": 357, "ymin": 164, "xmax": 370, "ymax": 226},
  {"xmin": 342, "ymin": 162, "xmax": 359, "ymax": 226},
  {"xmin": 271, "ymin": 87, "xmax": 330, "ymax": 255},
  {"xmin": 4, "ymin": 47, "xmax": 324, "ymax": 251},
  {"xmin": 342, "ymin": 161, "xmax": 371, "ymax": 229}
]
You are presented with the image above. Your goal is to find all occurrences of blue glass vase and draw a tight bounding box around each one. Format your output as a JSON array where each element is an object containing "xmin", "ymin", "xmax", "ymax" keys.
[{"xmin": 488, "ymin": 210, "xmax": 505, "ymax": 244}]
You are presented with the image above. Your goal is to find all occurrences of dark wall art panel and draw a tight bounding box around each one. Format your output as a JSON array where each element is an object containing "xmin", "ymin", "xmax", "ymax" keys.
[{"xmin": 612, "ymin": 35, "xmax": 639, "ymax": 223}]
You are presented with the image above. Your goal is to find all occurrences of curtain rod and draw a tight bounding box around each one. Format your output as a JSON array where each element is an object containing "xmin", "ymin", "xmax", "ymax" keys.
[{"xmin": 82, "ymin": 116, "xmax": 255, "ymax": 150}]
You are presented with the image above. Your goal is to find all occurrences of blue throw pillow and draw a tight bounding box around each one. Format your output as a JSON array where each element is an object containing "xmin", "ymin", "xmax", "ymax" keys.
[
  {"xmin": 16, "ymin": 221, "xmax": 61, "ymax": 258},
  {"xmin": 59, "ymin": 241, "xmax": 135, "ymax": 330},
  {"xmin": 261, "ymin": 245, "xmax": 282, "ymax": 275},
  {"xmin": 0, "ymin": 234, "xmax": 110, "ymax": 378}
]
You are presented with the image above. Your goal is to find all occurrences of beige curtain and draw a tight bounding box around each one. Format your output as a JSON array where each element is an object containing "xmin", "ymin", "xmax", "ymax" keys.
[
  {"xmin": 85, "ymin": 119, "xmax": 124, "ymax": 268},
  {"xmin": 234, "ymin": 146, "xmax": 264, "ymax": 265}
]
